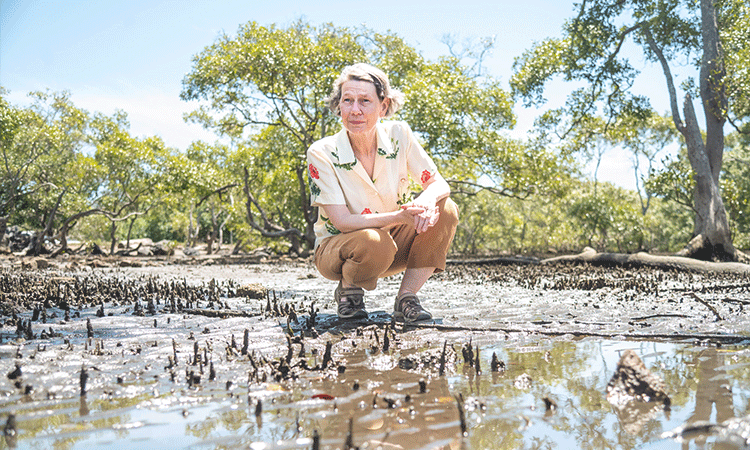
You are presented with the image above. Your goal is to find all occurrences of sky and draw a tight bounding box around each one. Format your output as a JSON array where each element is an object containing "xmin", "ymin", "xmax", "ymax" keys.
[{"xmin": 1, "ymin": 0, "xmax": 695, "ymax": 190}]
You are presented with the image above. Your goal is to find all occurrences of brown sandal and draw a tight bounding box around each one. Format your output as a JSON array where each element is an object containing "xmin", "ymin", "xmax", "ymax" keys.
[
  {"xmin": 393, "ymin": 293, "xmax": 432, "ymax": 323},
  {"xmin": 335, "ymin": 281, "xmax": 367, "ymax": 319}
]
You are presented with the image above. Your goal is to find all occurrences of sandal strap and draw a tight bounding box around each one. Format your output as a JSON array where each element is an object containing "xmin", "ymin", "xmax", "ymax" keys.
[
  {"xmin": 338, "ymin": 286, "xmax": 364, "ymax": 296},
  {"xmin": 336, "ymin": 282, "xmax": 364, "ymax": 305},
  {"xmin": 397, "ymin": 293, "xmax": 420, "ymax": 305}
]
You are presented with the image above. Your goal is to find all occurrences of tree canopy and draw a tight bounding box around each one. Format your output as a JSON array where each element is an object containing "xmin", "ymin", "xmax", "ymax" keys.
[{"xmin": 511, "ymin": 0, "xmax": 750, "ymax": 262}]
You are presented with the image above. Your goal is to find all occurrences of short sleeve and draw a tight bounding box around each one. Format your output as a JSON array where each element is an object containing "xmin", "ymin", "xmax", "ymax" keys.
[
  {"xmin": 307, "ymin": 144, "xmax": 347, "ymax": 207},
  {"xmin": 402, "ymin": 123, "xmax": 439, "ymax": 187}
]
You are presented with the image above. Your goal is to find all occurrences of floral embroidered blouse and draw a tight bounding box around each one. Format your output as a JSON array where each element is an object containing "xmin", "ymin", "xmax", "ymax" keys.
[{"xmin": 307, "ymin": 120, "xmax": 440, "ymax": 248}]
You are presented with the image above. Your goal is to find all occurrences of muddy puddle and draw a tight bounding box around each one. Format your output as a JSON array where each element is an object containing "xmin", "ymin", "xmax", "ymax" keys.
[{"xmin": 1, "ymin": 260, "xmax": 749, "ymax": 449}]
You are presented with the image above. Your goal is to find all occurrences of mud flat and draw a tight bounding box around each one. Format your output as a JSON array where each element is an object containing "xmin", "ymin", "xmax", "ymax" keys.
[{"xmin": 1, "ymin": 257, "xmax": 750, "ymax": 449}]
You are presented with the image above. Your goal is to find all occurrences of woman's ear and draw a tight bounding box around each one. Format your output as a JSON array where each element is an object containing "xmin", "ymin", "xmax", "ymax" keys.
[{"xmin": 380, "ymin": 98, "xmax": 390, "ymax": 118}]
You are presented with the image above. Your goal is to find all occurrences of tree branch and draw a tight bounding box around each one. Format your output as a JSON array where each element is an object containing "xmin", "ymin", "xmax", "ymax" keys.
[
  {"xmin": 447, "ymin": 179, "xmax": 534, "ymax": 200},
  {"xmin": 641, "ymin": 24, "xmax": 686, "ymax": 134},
  {"xmin": 243, "ymin": 167, "xmax": 303, "ymax": 240},
  {"xmin": 727, "ymin": 115, "xmax": 749, "ymax": 134},
  {"xmin": 196, "ymin": 183, "xmax": 239, "ymax": 208}
]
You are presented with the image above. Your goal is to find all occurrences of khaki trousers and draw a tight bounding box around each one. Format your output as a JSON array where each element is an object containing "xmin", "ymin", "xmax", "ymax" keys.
[{"xmin": 314, "ymin": 197, "xmax": 459, "ymax": 291}]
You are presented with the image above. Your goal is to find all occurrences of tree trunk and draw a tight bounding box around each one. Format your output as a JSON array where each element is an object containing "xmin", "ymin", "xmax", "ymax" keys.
[
  {"xmin": 647, "ymin": 0, "xmax": 746, "ymax": 262},
  {"xmin": 51, "ymin": 208, "xmax": 110, "ymax": 257},
  {"xmin": 296, "ymin": 164, "xmax": 316, "ymax": 249},
  {"xmin": 676, "ymin": 0, "xmax": 739, "ymax": 262},
  {"xmin": 218, "ymin": 210, "xmax": 231, "ymax": 252},
  {"xmin": 242, "ymin": 166, "xmax": 307, "ymax": 256},
  {"xmin": 109, "ymin": 222, "xmax": 118, "ymax": 256},
  {"xmin": 0, "ymin": 216, "xmax": 7, "ymax": 247},
  {"xmin": 206, "ymin": 204, "xmax": 217, "ymax": 255},
  {"xmin": 126, "ymin": 217, "xmax": 136, "ymax": 249},
  {"xmin": 188, "ymin": 205, "xmax": 200, "ymax": 248},
  {"xmin": 31, "ymin": 188, "xmax": 66, "ymax": 256}
]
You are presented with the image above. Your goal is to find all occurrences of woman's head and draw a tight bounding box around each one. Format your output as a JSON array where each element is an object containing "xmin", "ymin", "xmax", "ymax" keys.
[{"xmin": 328, "ymin": 63, "xmax": 404, "ymax": 118}]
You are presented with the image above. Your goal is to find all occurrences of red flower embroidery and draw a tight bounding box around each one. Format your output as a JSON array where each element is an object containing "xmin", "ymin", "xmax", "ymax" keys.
[
  {"xmin": 309, "ymin": 163, "xmax": 319, "ymax": 179},
  {"xmin": 420, "ymin": 170, "xmax": 432, "ymax": 184},
  {"xmin": 361, "ymin": 208, "xmax": 372, "ymax": 214}
]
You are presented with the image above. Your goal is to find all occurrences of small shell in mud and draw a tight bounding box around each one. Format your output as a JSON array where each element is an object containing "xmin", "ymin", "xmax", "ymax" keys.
[{"xmin": 514, "ymin": 373, "xmax": 533, "ymax": 390}]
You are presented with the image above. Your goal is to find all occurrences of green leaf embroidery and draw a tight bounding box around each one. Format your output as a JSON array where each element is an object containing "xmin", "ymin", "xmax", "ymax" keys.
[
  {"xmin": 331, "ymin": 148, "xmax": 356, "ymax": 171},
  {"xmin": 310, "ymin": 180, "xmax": 321, "ymax": 197},
  {"xmin": 333, "ymin": 161, "xmax": 357, "ymax": 170},
  {"xmin": 387, "ymin": 138, "xmax": 399, "ymax": 159},
  {"xmin": 397, "ymin": 192, "xmax": 411, "ymax": 206},
  {"xmin": 322, "ymin": 215, "xmax": 341, "ymax": 235},
  {"xmin": 378, "ymin": 142, "xmax": 399, "ymax": 160}
]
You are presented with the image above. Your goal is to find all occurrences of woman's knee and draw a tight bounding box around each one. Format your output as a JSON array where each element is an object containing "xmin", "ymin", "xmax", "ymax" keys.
[
  {"xmin": 341, "ymin": 228, "xmax": 397, "ymax": 261},
  {"xmin": 439, "ymin": 197, "xmax": 459, "ymax": 227}
]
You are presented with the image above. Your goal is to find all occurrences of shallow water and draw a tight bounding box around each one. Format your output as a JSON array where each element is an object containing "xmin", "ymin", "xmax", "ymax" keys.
[
  {"xmin": 2, "ymin": 262, "xmax": 750, "ymax": 449},
  {"xmin": 2, "ymin": 334, "xmax": 749, "ymax": 450}
]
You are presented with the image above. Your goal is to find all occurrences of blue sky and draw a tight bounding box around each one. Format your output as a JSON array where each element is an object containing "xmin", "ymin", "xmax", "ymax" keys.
[{"xmin": 1, "ymin": 0, "xmax": 691, "ymax": 190}]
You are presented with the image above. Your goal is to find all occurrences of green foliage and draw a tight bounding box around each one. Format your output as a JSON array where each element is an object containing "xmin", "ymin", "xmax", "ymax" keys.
[
  {"xmin": 453, "ymin": 191, "xmax": 577, "ymax": 255},
  {"xmin": 723, "ymin": 133, "xmax": 750, "ymax": 248},
  {"xmin": 451, "ymin": 174, "xmax": 701, "ymax": 256},
  {"xmin": 90, "ymin": 113, "xmax": 168, "ymax": 212},
  {"xmin": 231, "ymin": 127, "xmax": 309, "ymax": 240},
  {"xmin": 181, "ymin": 20, "xmax": 357, "ymax": 143},
  {"xmin": 645, "ymin": 150, "xmax": 695, "ymax": 211},
  {"xmin": 566, "ymin": 182, "xmax": 648, "ymax": 252},
  {"xmin": 0, "ymin": 90, "xmax": 89, "ymax": 230},
  {"xmin": 510, "ymin": 38, "xmax": 570, "ymax": 107},
  {"xmin": 399, "ymin": 57, "xmax": 567, "ymax": 199},
  {"xmin": 721, "ymin": 0, "xmax": 750, "ymax": 132}
]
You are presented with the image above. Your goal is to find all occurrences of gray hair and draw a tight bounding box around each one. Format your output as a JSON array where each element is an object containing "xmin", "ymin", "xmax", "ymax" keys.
[{"xmin": 327, "ymin": 63, "xmax": 404, "ymax": 118}]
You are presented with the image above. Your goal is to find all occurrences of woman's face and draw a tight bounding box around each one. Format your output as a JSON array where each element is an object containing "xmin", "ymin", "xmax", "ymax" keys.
[{"xmin": 339, "ymin": 79, "xmax": 389, "ymax": 137}]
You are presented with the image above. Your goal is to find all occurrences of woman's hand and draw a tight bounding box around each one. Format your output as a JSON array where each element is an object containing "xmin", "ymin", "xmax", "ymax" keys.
[
  {"xmin": 400, "ymin": 172, "xmax": 449, "ymax": 233},
  {"xmin": 400, "ymin": 201, "xmax": 440, "ymax": 234}
]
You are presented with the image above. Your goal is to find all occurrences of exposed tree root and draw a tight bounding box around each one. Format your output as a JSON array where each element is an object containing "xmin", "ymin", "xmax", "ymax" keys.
[
  {"xmin": 676, "ymin": 234, "xmax": 750, "ymax": 264},
  {"xmin": 540, "ymin": 247, "xmax": 750, "ymax": 275}
]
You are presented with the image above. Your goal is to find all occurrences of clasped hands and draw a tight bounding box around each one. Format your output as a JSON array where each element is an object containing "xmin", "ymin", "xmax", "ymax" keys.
[{"xmin": 400, "ymin": 200, "xmax": 440, "ymax": 234}]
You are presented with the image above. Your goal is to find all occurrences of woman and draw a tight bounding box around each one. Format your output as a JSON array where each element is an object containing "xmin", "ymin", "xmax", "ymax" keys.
[{"xmin": 307, "ymin": 63, "xmax": 459, "ymax": 322}]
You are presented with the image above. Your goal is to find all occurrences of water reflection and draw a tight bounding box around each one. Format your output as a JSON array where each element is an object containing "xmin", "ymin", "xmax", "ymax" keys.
[
  {"xmin": 2, "ymin": 338, "xmax": 749, "ymax": 449},
  {"xmin": 680, "ymin": 348, "xmax": 736, "ymax": 450}
]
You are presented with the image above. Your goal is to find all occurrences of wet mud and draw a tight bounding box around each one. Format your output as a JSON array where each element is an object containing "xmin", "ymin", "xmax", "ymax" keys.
[{"xmin": 1, "ymin": 256, "xmax": 750, "ymax": 449}]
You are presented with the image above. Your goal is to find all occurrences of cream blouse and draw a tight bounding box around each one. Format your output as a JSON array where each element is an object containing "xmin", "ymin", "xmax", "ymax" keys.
[{"xmin": 307, "ymin": 120, "xmax": 440, "ymax": 248}]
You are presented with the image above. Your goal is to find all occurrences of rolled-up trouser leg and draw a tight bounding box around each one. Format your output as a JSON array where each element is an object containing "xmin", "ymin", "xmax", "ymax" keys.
[{"xmin": 314, "ymin": 228, "xmax": 397, "ymax": 291}]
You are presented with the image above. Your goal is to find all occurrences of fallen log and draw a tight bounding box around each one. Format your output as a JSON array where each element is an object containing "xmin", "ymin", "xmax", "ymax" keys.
[{"xmin": 541, "ymin": 247, "xmax": 750, "ymax": 275}]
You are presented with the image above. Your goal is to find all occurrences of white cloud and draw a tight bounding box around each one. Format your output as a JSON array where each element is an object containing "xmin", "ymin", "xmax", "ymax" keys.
[
  {"xmin": 74, "ymin": 85, "xmax": 219, "ymax": 150},
  {"xmin": 6, "ymin": 83, "xmax": 219, "ymax": 151}
]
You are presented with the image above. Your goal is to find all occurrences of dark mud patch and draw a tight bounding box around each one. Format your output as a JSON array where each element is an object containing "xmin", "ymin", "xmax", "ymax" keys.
[{"xmin": 1, "ymin": 260, "xmax": 750, "ymax": 449}]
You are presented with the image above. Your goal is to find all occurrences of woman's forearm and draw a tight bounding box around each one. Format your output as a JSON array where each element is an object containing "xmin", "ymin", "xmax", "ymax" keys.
[
  {"xmin": 321, "ymin": 205, "xmax": 410, "ymax": 233},
  {"xmin": 413, "ymin": 173, "xmax": 451, "ymax": 206}
]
